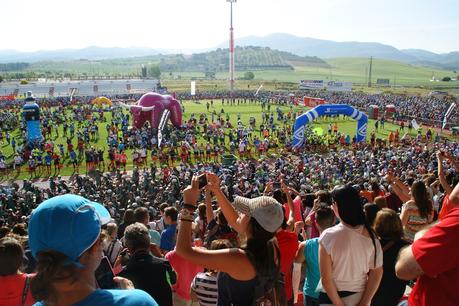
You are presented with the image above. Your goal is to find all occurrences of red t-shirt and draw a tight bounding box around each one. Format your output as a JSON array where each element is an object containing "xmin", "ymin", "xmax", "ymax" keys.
[
  {"xmin": 0, "ymin": 273, "xmax": 35, "ymax": 306},
  {"xmin": 438, "ymin": 193, "xmax": 455, "ymax": 220},
  {"xmin": 409, "ymin": 206, "xmax": 459, "ymax": 306},
  {"xmin": 276, "ymin": 230, "xmax": 299, "ymax": 301}
]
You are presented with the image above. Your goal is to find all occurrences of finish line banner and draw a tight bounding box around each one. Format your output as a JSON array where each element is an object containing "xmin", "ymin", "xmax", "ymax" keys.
[
  {"xmin": 299, "ymin": 80, "xmax": 324, "ymax": 90},
  {"xmin": 326, "ymin": 81, "xmax": 353, "ymax": 92}
]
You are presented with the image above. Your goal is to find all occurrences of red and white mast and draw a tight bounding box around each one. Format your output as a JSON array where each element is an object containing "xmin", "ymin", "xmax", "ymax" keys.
[{"xmin": 227, "ymin": 0, "xmax": 236, "ymax": 91}]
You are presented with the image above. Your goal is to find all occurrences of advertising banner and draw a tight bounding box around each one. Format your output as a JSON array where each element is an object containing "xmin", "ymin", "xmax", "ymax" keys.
[
  {"xmin": 299, "ymin": 80, "xmax": 324, "ymax": 90},
  {"xmin": 326, "ymin": 81, "xmax": 353, "ymax": 92},
  {"xmin": 0, "ymin": 94, "xmax": 15, "ymax": 101},
  {"xmin": 191, "ymin": 81, "xmax": 196, "ymax": 96},
  {"xmin": 377, "ymin": 79, "xmax": 390, "ymax": 85},
  {"xmin": 303, "ymin": 96, "xmax": 326, "ymax": 107}
]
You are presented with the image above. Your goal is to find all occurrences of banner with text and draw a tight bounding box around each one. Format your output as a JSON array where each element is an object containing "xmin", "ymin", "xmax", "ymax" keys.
[
  {"xmin": 326, "ymin": 81, "xmax": 353, "ymax": 92},
  {"xmin": 299, "ymin": 80, "xmax": 324, "ymax": 90}
]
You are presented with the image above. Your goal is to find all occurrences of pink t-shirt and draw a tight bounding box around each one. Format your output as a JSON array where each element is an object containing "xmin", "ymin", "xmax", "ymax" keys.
[
  {"xmin": 308, "ymin": 211, "xmax": 320, "ymax": 239},
  {"xmin": 283, "ymin": 196, "xmax": 303, "ymax": 222},
  {"xmin": 165, "ymin": 250, "xmax": 203, "ymax": 300}
]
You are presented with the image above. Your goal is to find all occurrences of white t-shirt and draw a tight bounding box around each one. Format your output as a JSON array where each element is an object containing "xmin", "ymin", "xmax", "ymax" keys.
[{"xmin": 319, "ymin": 223, "xmax": 383, "ymax": 293}]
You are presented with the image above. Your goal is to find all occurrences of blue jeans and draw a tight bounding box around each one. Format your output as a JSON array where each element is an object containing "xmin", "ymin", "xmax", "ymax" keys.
[{"xmin": 304, "ymin": 295, "xmax": 319, "ymax": 306}]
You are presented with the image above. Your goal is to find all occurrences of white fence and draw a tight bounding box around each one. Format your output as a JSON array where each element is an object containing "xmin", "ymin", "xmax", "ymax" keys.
[{"xmin": 0, "ymin": 79, "xmax": 159, "ymax": 98}]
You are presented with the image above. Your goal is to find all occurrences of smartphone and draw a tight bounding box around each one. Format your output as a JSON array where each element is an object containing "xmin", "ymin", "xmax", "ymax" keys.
[
  {"xmin": 198, "ymin": 174, "xmax": 207, "ymax": 189},
  {"xmin": 95, "ymin": 256, "xmax": 117, "ymax": 289}
]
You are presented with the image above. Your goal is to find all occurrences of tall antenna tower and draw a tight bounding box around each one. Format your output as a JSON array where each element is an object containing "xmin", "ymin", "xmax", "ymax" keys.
[{"xmin": 227, "ymin": 0, "xmax": 237, "ymax": 91}]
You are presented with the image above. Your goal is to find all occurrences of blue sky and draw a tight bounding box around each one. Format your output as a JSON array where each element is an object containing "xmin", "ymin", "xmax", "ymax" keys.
[{"xmin": 2, "ymin": 0, "xmax": 458, "ymax": 53}]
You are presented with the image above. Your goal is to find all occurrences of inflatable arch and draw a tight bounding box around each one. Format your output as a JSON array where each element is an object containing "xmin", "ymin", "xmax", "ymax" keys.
[
  {"xmin": 92, "ymin": 96, "xmax": 113, "ymax": 107},
  {"xmin": 292, "ymin": 104, "xmax": 368, "ymax": 148}
]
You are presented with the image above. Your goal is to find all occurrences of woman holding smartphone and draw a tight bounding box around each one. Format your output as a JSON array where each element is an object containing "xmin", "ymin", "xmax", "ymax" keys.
[{"xmin": 176, "ymin": 172, "xmax": 285, "ymax": 306}]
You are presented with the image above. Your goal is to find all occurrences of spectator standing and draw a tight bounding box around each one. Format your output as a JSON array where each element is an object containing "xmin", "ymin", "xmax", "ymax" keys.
[
  {"xmin": 190, "ymin": 239, "xmax": 233, "ymax": 306},
  {"xmin": 134, "ymin": 207, "xmax": 161, "ymax": 246},
  {"xmin": 160, "ymin": 207, "xmax": 178, "ymax": 253},
  {"xmin": 396, "ymin": 183, "xmax": 459, "ymax": 306},
  {"xmin": 102, "ymin": 222, "xmax": 123, "ymax": 266},
  {"xmin": 0, "ymin": 236, "xmax": 35, "ymax": 306},
  {"xmin": 371, "ymin": 209, "xmax": 409, "ymax": 306},
  {"xmin": 118, "ymin": 223, "xmax": 175, "ymax": 306},
  {"xmin": 399, "ymin": 181, "xmax": 434, "ymax": 242},
  {"xmin": 293, "ymin": 204, "xmax": 335, "ymax": 306},
  {"xmin": 176, "ymin": 173, "xmax": 285, "ymax": 306},
  {"xmin": 319, "ymin": 185, "xmax": 383, "ymax": 306},
  {"xmin": 118, "ymin": 209, "xmax": 135, "ymax": 239},
  {"xmin": 28, "ymin": 194, "xmax": 158, "ymax": 306}
]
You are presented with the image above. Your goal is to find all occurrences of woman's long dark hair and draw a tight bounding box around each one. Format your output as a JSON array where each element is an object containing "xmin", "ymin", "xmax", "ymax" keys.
[
  {"xmin": 30, "ymin": 250, "xmax": 80, "ymax": 303},
  {"xmin": 332, "ymin": 185, "xmax": 378, "ymax": 265},
  {"xmin": 243, "ymin": 218, "xmax": 278, "ymax": 278},
  {"xmin": 411, "ymin": 180, "xmax": 433, "ymax": 219}
]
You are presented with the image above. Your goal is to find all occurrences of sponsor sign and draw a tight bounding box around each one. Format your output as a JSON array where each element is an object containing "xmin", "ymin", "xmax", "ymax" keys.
[
  {"xmin": 299, "ymin": 80, "xmax": 324, "ymax": 90},
  {"xmin": 377, "ymin": 79, "xmax": 390, "ymax": 85},
  {"xmin": 326, "ymin": 81, "xmax": 352, "ymax": 92},
  {"xmin": 0, "ymin": 94, "xmax": 15, "ymax": 101},
  {"xmin": 191, "ymin": 81, "xmax": 196, "ymax": 96},
  {"xmin": 303, "ymin": 96, "xmax": 326, "ymax": 107}
]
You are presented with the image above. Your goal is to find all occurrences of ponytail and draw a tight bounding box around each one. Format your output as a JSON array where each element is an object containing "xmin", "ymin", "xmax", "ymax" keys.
[
  {"xmin": 363, "ymin": 218, "xmax": 378, "ymax": 267},
  {"xmin": 30, "ymin": 250, "xmax": 79, "ymax": 303}
]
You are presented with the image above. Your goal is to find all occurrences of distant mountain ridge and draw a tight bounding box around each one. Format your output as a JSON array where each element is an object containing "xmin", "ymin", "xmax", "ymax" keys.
[
  {"xmin": 1, "ymin": 34, "xmax": 458, "ymax": 70},
  {"xmin": 222, "ymin": 33, "xmax": 459, "ymax": 70},
  {"xmin": 0, "ymin": 46, "xmax": 161, "ymax": 63}
]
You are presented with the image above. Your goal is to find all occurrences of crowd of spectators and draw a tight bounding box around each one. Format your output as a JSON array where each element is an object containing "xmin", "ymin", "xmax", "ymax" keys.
[
  {"xmin": 0, "ymin": 89, "xmax": 459, "ymax": 306},
  {"xmin": 1, "ymin": 133, "xmax": 459, "ymax": 305}
]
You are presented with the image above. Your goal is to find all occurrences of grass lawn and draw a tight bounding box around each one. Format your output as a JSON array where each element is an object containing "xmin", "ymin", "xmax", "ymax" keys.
[{"xmin": 0, "ymin": 100, "xmax": 430, "ymax": 181}]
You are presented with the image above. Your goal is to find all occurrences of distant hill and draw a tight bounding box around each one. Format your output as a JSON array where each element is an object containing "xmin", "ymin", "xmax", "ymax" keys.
[
  {"xmin": 221, "ymin": 33, "xmax": 459, "ymax": 70},
  {"xmin": 2, "ymin": 34, "xmax": 458, "ymax": 70},
  {"xmin": 158, "ymin": 46, "xmax": 330, "ymax": 72},
  {"xmin": 0, "ymin": 46, "xmax": 160, "ymax": 63}
]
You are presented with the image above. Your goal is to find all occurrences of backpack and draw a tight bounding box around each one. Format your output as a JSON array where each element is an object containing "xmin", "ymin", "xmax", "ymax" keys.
[{"xmin": 251, "ymin": 244, "xmax": 286, "ymax": 306}]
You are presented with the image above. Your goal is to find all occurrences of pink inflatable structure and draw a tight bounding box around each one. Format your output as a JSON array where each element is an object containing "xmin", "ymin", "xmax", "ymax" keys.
[{"xmin": 119, "ymin": 92, "xmax": 182, "ymax": 129}]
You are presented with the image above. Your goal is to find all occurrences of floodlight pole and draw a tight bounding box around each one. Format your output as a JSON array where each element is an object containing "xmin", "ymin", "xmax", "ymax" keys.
[{"xmin": 227, "ymin": 0, "xmax": 236, "ymax": 92}]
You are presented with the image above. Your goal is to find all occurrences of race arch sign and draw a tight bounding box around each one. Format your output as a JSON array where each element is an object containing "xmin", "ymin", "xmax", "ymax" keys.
[{"xmin": 292, "ymin": 104, "xmax": 368, "ymax": 148}]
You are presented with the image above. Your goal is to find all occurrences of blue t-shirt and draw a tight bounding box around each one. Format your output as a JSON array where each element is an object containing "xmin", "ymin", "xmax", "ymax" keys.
[
  {"xmin": 70, "ymin": 151, "xmax": 77, "ymax": 161},
  {"xmin": 149, "ymin": 229, "xmax": 161, "ymax": 246},
  {"xmin": 34, "ymin": 289, "xmax": 158, "ymax": 306},
  {"xmin": 160, "ymin": 224, "xmax": 177, "ymax": 251},
  {"xmin": 303, "ymin": 238, "xmax": 320, "ymax": 299}
]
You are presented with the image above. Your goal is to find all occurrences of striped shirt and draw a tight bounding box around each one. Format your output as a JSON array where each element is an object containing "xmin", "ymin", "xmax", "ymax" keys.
[
  {"xmin": 402, "ymin": 201, "xmax": 433, "ymax": 242},
  {"xmin": 191, "ymin": 272, "xmax": 218, "ymax": 306}
]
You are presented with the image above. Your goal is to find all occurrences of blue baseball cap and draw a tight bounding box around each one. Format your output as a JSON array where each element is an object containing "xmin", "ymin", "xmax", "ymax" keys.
[{"xmin": 28, "ymin": 194, "xmax": 111, "ymax": 264}]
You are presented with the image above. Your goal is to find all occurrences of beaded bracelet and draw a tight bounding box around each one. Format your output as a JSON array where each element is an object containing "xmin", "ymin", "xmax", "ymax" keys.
[
  {"xmin": 183, "ymin": 204, "xmax": 197, "ymax": 212},
  {"xmin": 180, "ymin": 209, "xmax": 193, "ymax": 219}
]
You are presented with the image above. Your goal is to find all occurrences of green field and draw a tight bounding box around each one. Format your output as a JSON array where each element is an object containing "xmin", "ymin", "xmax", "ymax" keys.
[
  {"xmin": 0, "ymin": 100, "xmax": 429, "ymax": 181},
  {"xmin": 7, "ymin": 56, "xmax": 458, "ymax": 93},
  {"xmin": 163, "ymin": 58, "xmax": 459, "ymax": 96},
  {"xmin": 158, "ymin": 57, "xmax": 457, "ymax": 87}
]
